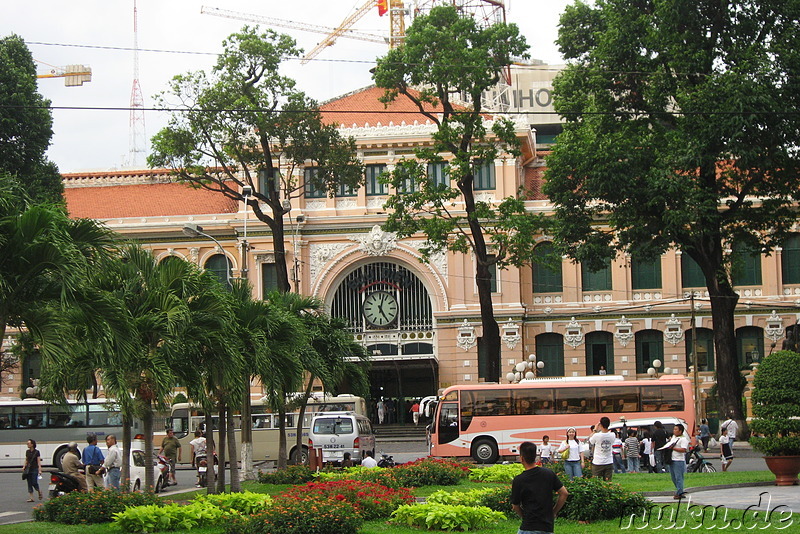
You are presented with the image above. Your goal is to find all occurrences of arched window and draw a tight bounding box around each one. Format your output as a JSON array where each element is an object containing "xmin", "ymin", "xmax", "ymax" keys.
[
  {"xmin": 781, "ymin": 234, "xmax": 800, "ymax": 285},
  {"xmin": 685, "ymin": 328, "xmax": 715, "ymax": 372},
  {"xmin": 204, "ymin": 254, "xmax": 232, "ymax": 288},
  {"xmin": 585, "ymin": 331, "xmax": 614, "ymax": 375},
  {"xmin": 635, "ymin": 330, "xmax": 664, "ymax": 374},
  {"xmin": 535, "ymin": 333, "xmax": 564, "ymax": 377},
  {"xmin": 681, "ymin": 253, "xmax": 705, "ymax": 289},
  {"xmin": 731, "ymin": 242, "xmax": 762, "ymax": 287},
  {"xmin": 736, "ymin": 326, "xmax": 764, "ymax": 369},
  {"xmin": 159, "ymin": 255, "xmax": 184, "ymax": 267},
  {"xmin": 532, "ymin": 243, "xmax": 562, "ymax": 293},
  {"xmin": 631, "ymin": 256, "xmax": 662, "ymax": 290},
  {"xmin": 582, "ymin": 258, "xmax": 612, "ymax": 292}
]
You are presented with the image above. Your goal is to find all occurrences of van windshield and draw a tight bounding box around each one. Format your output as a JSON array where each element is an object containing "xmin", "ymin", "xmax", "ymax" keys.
[{"xmin": 313, "ymin": 417, "xmax": 354, "ymax": 435}]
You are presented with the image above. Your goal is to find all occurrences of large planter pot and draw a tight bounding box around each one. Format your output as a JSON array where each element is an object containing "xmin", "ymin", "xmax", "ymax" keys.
[{"xmin": 763, "ymin": 456, "xmax": 800, "ymax": 486}]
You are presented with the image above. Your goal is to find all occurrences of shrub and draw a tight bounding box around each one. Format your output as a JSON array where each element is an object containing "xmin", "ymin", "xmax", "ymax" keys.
[
  {"xmin": 391, "ymin": 458, "xmax": 469, "ymax": 487},
  {"xmin": 390, "ymin": 503, "xmax": 505, "ymax": 531},
  {"xmin": 750, "ymin": 350, "xmax": 800, "ymax": 456},
  {"xmin": 468, "ymin": 463, "xmax": 523, "ymax": 483},
  {"xmin": 227, "ymin": 496, "xmax": 362, "ymax": 534},
  {"xmin": 475, "ymin": 485, "xmax": 513, "ymax": 516},
  {"xmin": 113, "ymin": 501, "xmax": 230, "ymax": 533},
  {"xmin": 427, "ymin": 486, "xmax": 512, "ymax": 517},
  {"xmin": 257, "ymin": 464, "xmax": 316, "ymax": 485},
  {"xmin": 194, "ymin": 491, "xmax": 273, "ymax": 515},
  {"xmin": 559, "ymin": 477, "xmax": 651, "ymax": 522},
  {"xmin": 33, "ymin": 489, "xmax": 162, "ymax": 524},
  {"xmin": 278, "ymin": 479, "xmax": 413, "ymax": 520}
]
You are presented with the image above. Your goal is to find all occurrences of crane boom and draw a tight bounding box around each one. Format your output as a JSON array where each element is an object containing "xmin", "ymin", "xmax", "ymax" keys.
[
  {"xmin": 200, "ymin": 6, "xmax": 386, "ymax": 44},
  {"xmin": 301, "ymin": 0, "xmax": 379, "ymax": 64},
  {"xmin": 36, "ymin": 64, "xmax": 92, "ymax": 86}
]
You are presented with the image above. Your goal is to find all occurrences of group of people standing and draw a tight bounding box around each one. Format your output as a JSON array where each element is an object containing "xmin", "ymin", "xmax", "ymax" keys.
[
  {"xmin": 22, "ymin": 433, "xmax": 122, "ymax": 502},
  {"xmin": 372, "ymin": 398, "xmax": 424, "ymax": 425}
]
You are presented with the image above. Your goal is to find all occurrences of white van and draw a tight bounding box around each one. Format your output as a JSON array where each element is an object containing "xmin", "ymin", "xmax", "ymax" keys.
[{"xmin": 308, "ymin": 412, "xmax": 375, "ymax": 465}]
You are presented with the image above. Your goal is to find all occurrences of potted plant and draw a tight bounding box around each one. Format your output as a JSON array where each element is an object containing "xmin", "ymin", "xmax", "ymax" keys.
[{"xmin": 749, "ymin": 350, "xmax": 800, "ymax": 486}]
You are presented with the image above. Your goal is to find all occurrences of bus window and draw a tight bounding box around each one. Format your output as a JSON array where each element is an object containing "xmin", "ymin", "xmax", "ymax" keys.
[
  {"xmin": 437, "ymin": 402, "xmax": 459, "ymax": 444},
  {"xmin": 555, "ymin": 388, "xmax": 597, "ymax": 413},
  {"xmin": 49, "ymin": 404, "xmax": 87, "ymax": 428},
  {"xmin": 88, "ymin": 404, "xmax": 114, "ymax": 426},
  {"xmin": 442, "ymin": 390, "xmax": 458, "ymax": 402},
  {"xmin": 0, "ymin": 405, "xmax": 12, "ymax": 428},
  {"xmin": 16, "ymin": 406, "xmax": 46, "ymax": 429},
  {"xmin": 253, "ymin": 415, "xmax": 272, "ymax": 429},
  {"xmin": 472, "ymin": 390, "xmax": 512, "ymax": 416},
  {"xmin": 514, "ymin": 388, "xmax": 555, "ymax": 415},
  {"xmin": 603, "ymin": 386, "xmax": 640, "ymax": 412},
  {"xmin": 641, "ymin": 385, "xmax": 684, "ymax": 412}
]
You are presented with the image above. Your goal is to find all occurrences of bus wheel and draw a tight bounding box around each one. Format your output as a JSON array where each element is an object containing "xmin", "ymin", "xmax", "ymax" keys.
[
  {"xmin": 291, "ymin": 446, "xmax": 309, "ymax": 465},
  {"xmin": 472, "ymin": 439, "xmax": 498, "ymax": 464},
  {"xmin": 53, "ymin": 447, "xmax": 69, "ymax": 471}
]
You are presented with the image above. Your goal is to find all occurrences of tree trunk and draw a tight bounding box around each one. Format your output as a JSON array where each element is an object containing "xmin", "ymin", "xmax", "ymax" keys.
[
  {"xmin": 204, "ymin": 412, "xmax": 217, "ymax": 494},
  {"xmin": 142, "ymin": 403, "xmax": 154, "ymax": 491},
  {"xmin": 240, "ymin": 383, "xmax": 254, "ymax": 480},
  {"xmin": 121, "ymin": 413, "xmax": 132, "ymax": 490},
  {"xmin": 294, "ymin": 377, "xmax": 315, "ymax": 465},
  {"xmin": 217, "ymin": 401, "xmax": 227, "ymax": 493},
  {"xmin": 269, "ymin": 202, "xmax": 292, "ymax": 293},
  {"xmin": 226, "ymin": 407, "xmax": 240, "ymax": 492},
  {"xmin": 277, "ymin": 404, "xmax": 288, "ymax": 469}
]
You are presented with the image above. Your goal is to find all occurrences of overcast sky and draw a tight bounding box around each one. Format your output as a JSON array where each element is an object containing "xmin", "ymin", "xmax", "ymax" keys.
[{"xmin": 4, "ymin": 0, "xmax": 572, "ymax": 173}]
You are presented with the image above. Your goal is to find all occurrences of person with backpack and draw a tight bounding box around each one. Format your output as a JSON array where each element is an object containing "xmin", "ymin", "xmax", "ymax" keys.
[{"xmin": 652, "ymin": 421, "xmax": 669, "ymax": 473}]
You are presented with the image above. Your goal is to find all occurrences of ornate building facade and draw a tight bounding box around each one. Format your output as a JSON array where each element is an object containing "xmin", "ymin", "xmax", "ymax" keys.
[{"xmin": 4, "ymin": 85, "xmax": 798, "ymax": 418}]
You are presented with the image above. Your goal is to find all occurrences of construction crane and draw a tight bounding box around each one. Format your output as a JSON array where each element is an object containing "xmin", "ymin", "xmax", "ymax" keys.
[
  {"xmin": 36, "ymin": 63, "xmax": 92, "ymax": 87},
  {"xmin": 200, "ymin": 6, "xmax": 387, "ymax": 45}
]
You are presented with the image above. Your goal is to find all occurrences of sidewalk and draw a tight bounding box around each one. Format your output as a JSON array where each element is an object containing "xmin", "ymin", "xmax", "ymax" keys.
[{"xmin": 647, "ymin": 482, "xmax": 799, "ymax": 511}]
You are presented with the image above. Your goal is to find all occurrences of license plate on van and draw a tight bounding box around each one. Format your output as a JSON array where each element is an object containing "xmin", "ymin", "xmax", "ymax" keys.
[{"xmin": 323, "ymin": 444, "xmax": 345, "ymax": 449}]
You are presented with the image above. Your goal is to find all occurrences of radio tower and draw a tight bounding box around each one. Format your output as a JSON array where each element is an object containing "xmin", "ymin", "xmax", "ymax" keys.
[{"xmin": 126, "ymin": 0, "xmax": 146, "ymax": 167}]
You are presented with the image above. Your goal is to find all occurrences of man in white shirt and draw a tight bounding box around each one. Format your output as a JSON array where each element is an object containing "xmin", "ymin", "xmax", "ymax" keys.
[
  {"xmin": 361, "ymin": 451, "xmax": 378, "ymax": 468},
  {"xmin": 588, "ymin": 416, "xmax": 615, "ymax": 480},
  {"xmin": 660, "ymin": 423, "xmax": 689, "ymax": 499},
  {"xmin": 721, "ymin": 414, "xmax": 738, "ymax": 448},
  {"xmin": 98, "ymin": 434, "xmax": 122, "ymax": 489}
]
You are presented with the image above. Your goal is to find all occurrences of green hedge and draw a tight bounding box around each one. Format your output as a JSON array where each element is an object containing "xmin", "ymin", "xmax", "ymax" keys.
[
  {"xmin": 33, "ymin": 490, "xmax": 162, "ymax": 525},
  {"xmin": 750, "ymin": 350, "xmax": 800, "ymax": 456}
]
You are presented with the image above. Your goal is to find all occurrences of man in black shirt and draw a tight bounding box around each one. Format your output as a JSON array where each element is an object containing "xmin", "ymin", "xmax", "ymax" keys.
[
  {"xmin": 652, "ymin": 421, "xmax": 669, "ymax": 474},
  {"xmin": 511, "ymin": 441, "xmax": 569, "ymax": 534}
]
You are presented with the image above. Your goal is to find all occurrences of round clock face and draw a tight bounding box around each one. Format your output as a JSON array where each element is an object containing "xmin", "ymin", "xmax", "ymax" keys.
[{"xmin": 362, "ymin": 291, "xmax": 399, "ymax": 328}]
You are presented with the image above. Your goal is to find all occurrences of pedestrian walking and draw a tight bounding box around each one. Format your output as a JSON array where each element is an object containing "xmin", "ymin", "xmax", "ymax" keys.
[
  {"xmin": 720, "ymin": 434, "xmax": 734, "ymax": 471},
  {"xmin": 539, "ymin": 435, "xmax": 554, "ymax": 465},
  {"xmin": 511, "ymin": 441, "xmax": 569, "ymax": 534},
  {"xmin": 377, "ymin": 399, "xmax": 385, "ymax": 425},
  {"xmin": 624, "ymin": 430, "xmax": 640, "ymax": 473},
  {"xmin": 721, "ymin": 414, "xmax": 738, "ymax": 449},
  {"xmin": 698, "ymin": 419, "xmax": 711, "ymax": 451},
  {"xmin": 660, "ymin": 423, "xmax": 689, "ymax": 499},
  {"xmin": 22, "ymin": 439, "xmax": 42, "ymax": 502},
  {"xmin": 557, "ymin": 427, "xmax": 584, "ymax": 480},
  {"xmin": 411, "ymin": 400, "xmax": 421, "ymax": 425}
]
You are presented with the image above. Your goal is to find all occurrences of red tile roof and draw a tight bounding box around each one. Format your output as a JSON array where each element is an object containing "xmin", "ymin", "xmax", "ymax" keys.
[
  {"xmin": 321, "ymin": 85, "xmax": 452, "ymax": 128},
  {"xmin": 63, "ymin": 170, "xmax": 238, "ymax": 219}
]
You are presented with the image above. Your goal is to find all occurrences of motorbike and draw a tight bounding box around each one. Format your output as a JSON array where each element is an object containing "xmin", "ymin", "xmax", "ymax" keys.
[
  {"xmin": 47, "ymin": 471, "xmax": 82, "ymax": 498},
  {"xmin": 195, "ymin": 452, "xmax": 218, "ymax": 488},
  {"xmin": 154, "ymin": 454, "xmax": 173, "ymax": 493},
  {"xmin": 686, "ymin": 444, "xmax": 716, "ymax": 473},
  {"xmin": 377, "ymin": 453, "xmax": 396, "ymax": 468}
]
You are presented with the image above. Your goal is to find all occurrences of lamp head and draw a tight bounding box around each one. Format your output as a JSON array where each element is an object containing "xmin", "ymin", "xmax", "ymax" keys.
[
  {"xmin": 182, "ymin": 223, "xmax": 203, "ymax": 237},
  {"xmin": 241, "ymin": 185, "xmax": 253, "ymax": 198}
]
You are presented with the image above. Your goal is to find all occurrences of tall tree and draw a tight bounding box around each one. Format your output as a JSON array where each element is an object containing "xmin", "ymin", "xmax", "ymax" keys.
[
  {"xmin": 149, "ymin": 26, "xmax": 364, "ymax": 292},
  {"xmin": 544, "ymin": 0, "xmax": 800, "ymax": 429},
  {"xmin": 372, "ymin": 6, "xmax": 539, "ymax": 382},
  {"xmin": 0, "ymin": 36, "xmax": 63, "ymax": 203}
]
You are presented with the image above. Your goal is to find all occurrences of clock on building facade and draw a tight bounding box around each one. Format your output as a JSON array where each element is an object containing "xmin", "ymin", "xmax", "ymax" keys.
[{"xmin": 362, "ymin": 290, "xmax": 399, "ymax": 328}]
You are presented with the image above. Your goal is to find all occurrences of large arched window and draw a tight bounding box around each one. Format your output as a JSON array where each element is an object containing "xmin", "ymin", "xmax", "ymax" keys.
[
  {"xmin": 204, "ymin": 254, "xmax": 232, "ymax": 288},
  {"xmin": 685, "ymin": 328, "xmax": 715, "ymax": 372},
  {"xmin": 535, "ymin": 333, "xmax": 564, "ymax": 377},
  {"xmin": 736, "ymin": 326, "xmax": 764, "ymax": 369},
  {"xmin": 731, "ymin": 242, "xmax": 762, "ymax": 286},
  {"xmin": 582, "ymin": 258, "xmax": 612, "ymax": 292},
  {"xmin": 532, "ymin": 243, "xmax": 562, "ymax": 293},
  {"xmin": 585, "ymin": 331, "xmax": 614, "ymax": 375},
  {"xmin": 781, "ymin": 234, "xmax": 800, "ymax": 285},
  {"xmin": 635, "ymin": 330, "xmax": 664, "ymax": 374}
]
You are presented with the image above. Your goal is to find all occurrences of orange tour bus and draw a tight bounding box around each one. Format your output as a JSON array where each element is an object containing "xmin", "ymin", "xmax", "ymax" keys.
[{"xmin": 429, "ymin": 374, "xmax": 694, "ymax": 463}]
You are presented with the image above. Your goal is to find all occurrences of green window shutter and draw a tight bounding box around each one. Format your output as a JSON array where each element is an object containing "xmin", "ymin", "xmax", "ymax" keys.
[
  {"xmin": 632, "ymin": 256, "xmax": 662, "ymax": 290},
  {"xmin": 681, "ymin": 253, "xmax": 705, "ymax": 288},
  {"xmin": 426, "ymin": 162, "xmax": 449, "ymax": 187},
  {"xmin": 473, "ymin": 160, "xmax": 495, "ymax": 190},
  {"xmin": 304, "ymin": 167, "xmax": 325, "ymax": 198},
  {"xmin": 732, "ymin": 243, "xmax": 762, "ymax": 286},
  {"xmin": 585, "ymin": 331, "xmax": 614, "ymax": 374},
  {"xmin": 261, "ymin": 263, "xmax": 279, "ymax": 299},
  {"xmin": 365, "ymin": 164, "xmax": 387, "ymax": 196},
  {"xmin": 204, "ymin": 254, "xmax": 231, "ymax": 289},
  {"xmin": 781, "ymin": 234, "xmax": 800, "ymax": 285},
  {"xmin": 635, "ymin": 330, "xmax": 664, "ymax": 374},
  {"xmin": 535, "ymin": 333, "xmax": 564, "ymax": 376},
  {"xmin": 533, "ymin": 243, "xmax": 563, "ymax": 293},
  {"xmin": 582, "ymin": 259, "xmax": 612, "ymax": 292}
]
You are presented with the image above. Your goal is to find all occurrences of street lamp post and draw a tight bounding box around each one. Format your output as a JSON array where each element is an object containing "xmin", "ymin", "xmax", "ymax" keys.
[
  {"xmin": 241, "ymin": 185, "xmax": 252, "ymax": 282},
  {"xmin": 506, "ymin": 354, "xmax": 545, "ymax": 383},
  {"xmin": 182, "ymin": 223, "xmax": 232, "ymax": 286}
]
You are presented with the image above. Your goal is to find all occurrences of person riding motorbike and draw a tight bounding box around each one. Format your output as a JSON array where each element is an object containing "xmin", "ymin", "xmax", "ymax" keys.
[{"xmin": 189, "ymin": 429, "xmax": 207, "ymax": 488}]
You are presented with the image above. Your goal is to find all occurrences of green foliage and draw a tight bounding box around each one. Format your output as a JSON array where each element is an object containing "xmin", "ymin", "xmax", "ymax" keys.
[
  {"xmin": 560, "ymin": 477, "xmax": 651, "ymax": 522},
  {"xmin": 194, "ymin": 492, "xmax": 273, "ymax": 515},
  {"xmin": 750, "ymin": 350, "xmax": 800, "ymax": 456},
  {"xmin": 278, "ymin": 479, "xmax": 413, "ymax": 520},
  {"xmin": 227, "ymin": 496, "xmax": 362, "ymax": 534},
  {"xmin": 0, "ymin": 36, "xmax": 63, "ymax": 203},
  {"xmin": 468, "ymin": 463, "xmax": 523, "ymax": 483},
  {"xmin": 428, "ymin": 486, "xmax": 512, "ymax": 516},
  {"xmin": 257, "ymin": 464, "xmax": 316, "ymax": 485},
  {"xmin": 390, "ymin": 503, "xmax": 505, "ymax": 531},
  {"xmin": 113, "ymin": 501, "xmax": 229, "ymax": 533},
  {"xmin": 33, "ymin": 490, "xmax": 162, "ymax": 524}
]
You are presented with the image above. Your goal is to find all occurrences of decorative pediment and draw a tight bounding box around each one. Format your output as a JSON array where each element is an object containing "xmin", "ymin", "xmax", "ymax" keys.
[{"xmin": 352, "ymin": 225, "xmax": 398, "ymax": 257}]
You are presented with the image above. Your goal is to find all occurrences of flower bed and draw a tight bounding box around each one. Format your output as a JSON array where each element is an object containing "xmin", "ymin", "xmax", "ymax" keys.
[
  {"xmin": 317, "ymin": 457, "xmax": 469, "ymax": 487},
  {"xmin": 225, "ymin": 497, "xmax": 362, "ymax": 534},
  {"xmin": 278, "ymin": 479, "xmax": 413, "ymax": 520}
]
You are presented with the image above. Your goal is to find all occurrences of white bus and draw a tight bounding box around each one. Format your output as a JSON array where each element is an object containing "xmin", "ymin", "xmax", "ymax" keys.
[
  {"xmin": 0, "ymin": 398, "xmax": 135, "ymax": 468},
  {"xmin": 169, "ymin": 393, "xmax": 367, "ymax": 464}
]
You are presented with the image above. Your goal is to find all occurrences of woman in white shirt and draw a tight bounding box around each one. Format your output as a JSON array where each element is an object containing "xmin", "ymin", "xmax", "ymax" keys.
[{"xmin": 557, "ymin": 427, "xmax": 584, "ymax": 479}]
